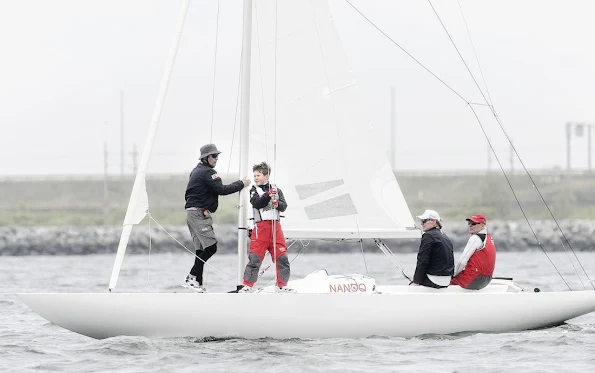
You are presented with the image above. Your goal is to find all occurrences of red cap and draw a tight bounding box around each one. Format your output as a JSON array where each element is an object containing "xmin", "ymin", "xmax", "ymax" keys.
[{"xmin": 466, "ymin": 214, "xmax": 486, "ymax": 224}]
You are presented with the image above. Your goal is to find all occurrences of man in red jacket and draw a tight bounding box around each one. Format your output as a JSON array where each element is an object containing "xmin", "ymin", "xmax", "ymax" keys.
[{"xmin": 451, "ymin": 213, "xmax": 496, "ymax": 290}]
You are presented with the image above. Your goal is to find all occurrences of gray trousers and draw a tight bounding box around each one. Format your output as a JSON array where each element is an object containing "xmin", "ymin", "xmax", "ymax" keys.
[
  {"xmin": 187, "ymin": 209, "xmax": 218, "ymax": 284},
  {"xmin": 186, "ymin": 209, "xmax": 217, "ymax": 250}
]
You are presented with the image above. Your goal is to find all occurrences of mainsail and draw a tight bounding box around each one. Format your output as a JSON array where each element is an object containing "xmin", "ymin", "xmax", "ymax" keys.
[{"xmin": 248, "ymin": 1, "xmax": 418, "ymax": 239}]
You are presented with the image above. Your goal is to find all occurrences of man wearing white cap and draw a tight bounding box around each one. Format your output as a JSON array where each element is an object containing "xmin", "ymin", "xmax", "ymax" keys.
[{"xmin": 411, "ymin": 209, "xmax": 454, "ymax": 288}]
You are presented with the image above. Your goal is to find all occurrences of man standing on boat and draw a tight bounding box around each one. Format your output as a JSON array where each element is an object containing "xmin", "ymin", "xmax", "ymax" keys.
[
  {"xmin": 238, "ymin": 161, "xmax": 293, "ymax": 293},
  {"xmin": 182, "ymin": 143, "xmax": 250, "ymax": 293},
  {"xmin": 450, "ymin": 213, "xmax": 496, "ymax": 290},
  {"xmin": 411, "ymin": 209, "xmax": 454, "ymax": 288}
]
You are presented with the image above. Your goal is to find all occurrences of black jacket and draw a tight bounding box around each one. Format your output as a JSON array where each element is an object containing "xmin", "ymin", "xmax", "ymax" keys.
[
  {"xmin": 413, "ymin": 227, "xmax": 454, "ymax": 283},
  {"xmin": 184, "ymin": 163, "xmax": 244, "ymax": 212}
]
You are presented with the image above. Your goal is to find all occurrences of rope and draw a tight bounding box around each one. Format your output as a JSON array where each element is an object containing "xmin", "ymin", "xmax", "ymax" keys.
[
  {"xmin": 456, "ymin": 0, "xmax": 494, "ymax": 107},
  {"xmin": 149, "ymin": 215, "xmax": 236, "ymax": 283},
  {"xmin": 355, "ymin": 220, "xmax": 369, "ymax": 276},
  {"xmin": 375, "ymin": 239, "xmax": 411, "ymax": 282},
  {"xmin": 209, "ymin": 0, "xmax": 221, "ymax": 143},
  {"xmin": 258, "ymin": 240, "xmax": 298, "ymax": 278},
  {"xmin": 253, "ymin": 1, "xmax": 271, "ymax": 164},
  {"xmin": 258, "ymin": 240, "xmax": 308, "ymax": 288},
  {"xmin": 429, "ymin": 0, "xmax": 590, "ymax": 289},
  {"xmin": 272, "ymin": 0, "xmax": 278, "ymax": 175},
  {"xmin": 273, "ymin": 218, "xmax": 279, "ymax": 289},
  {"xmin": 345, "ymin": 0, "xmax": 593, "ymax": 290},
  {"xmin": 225, "ymin": 24, "xmax": 244, "ymax": 175},
  {"xmin": 146, "ymin": 213, "xmax": 157, "ymax": 292}
]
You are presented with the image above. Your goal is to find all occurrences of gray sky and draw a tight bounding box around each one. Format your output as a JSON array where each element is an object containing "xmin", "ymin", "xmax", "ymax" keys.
[{"xmin": 1, "ymin": 0, "xmax": 595, "ymax": 176}]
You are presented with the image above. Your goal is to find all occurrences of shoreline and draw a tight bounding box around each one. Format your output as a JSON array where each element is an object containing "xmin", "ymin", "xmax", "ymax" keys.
[{"xmin": 1, "ymin": 220, "xmax": 594, "ymax": 255}]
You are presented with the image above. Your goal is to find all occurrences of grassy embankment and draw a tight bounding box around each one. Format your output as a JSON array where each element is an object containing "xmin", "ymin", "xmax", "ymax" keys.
[{"xmin": 1, "ymin": 171, "xmax": 593, "ymax": 227}]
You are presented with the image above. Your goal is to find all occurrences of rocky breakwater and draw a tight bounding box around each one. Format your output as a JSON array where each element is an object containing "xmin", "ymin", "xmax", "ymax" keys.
[{"xmin": 1, "ymin": 220, "xmax": 595, "ymax": 255}]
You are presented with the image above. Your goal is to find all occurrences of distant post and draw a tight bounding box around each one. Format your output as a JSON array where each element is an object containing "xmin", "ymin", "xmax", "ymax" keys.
[
  {"xmin": 566, "ymin": 122, "xmax": 572, "ymax": 172},
  {"xmin": 390, "ymin": 85, "xmax": 396, "ymax": 171},
  {"xmin": 132, "ymin": 144, "xmax": 138, "ymax": 174},
  {"xmin": 103, "ymin": 121, "xmax": 109, "ymax": 214},
  {"xmin": 120, "ymin": 91, "xmax": 124, "ymax": 176},
  {"xmin": 588, "ymin": 125, "xmax": 592, "ymax": 172},
  {"xmin": 566, "ymin": 121, "xmax": 594, "ymax": 173}
]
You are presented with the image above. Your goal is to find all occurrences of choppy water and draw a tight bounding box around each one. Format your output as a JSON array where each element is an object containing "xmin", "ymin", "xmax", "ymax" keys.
[{"xmin": 2, "ymin": 251, "xmax": 595, "ymax": 373}]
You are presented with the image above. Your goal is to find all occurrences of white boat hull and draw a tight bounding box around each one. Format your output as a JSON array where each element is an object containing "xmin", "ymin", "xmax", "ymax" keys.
[{"xmin": 17, "ymin": 288, "xmax": 595, "ymax": 339}]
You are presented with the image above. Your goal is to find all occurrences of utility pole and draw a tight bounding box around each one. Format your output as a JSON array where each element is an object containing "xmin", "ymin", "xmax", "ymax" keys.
[
  {"xmin": 566, "ymin": 122, "xmax": 572, "ymax": 172},
  {"xmin": 390, "ymin": 85, "xmax": 396, "ymax": 171},
  {"xmin": 120, "ymin": 91, "xmax": 124, "ymax": 176},
  {"xmin": 103, "ymin": 121, "xmax": 109, "ymax": 214},
  {"xmin": 588, "ymin": 125, "xmax": 592, "ymax": 172},
  {"xmin": 132, "ymin": 144, "xmax": 138, "ymax": 174},
  {"xmin": 566, "ymin": 121, "xmax": 594, "ymax": 173}
]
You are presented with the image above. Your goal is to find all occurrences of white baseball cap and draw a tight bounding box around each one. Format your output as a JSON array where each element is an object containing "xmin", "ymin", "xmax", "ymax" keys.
[{"xmin": 416, "ymin": 209, "xmax": 441, "ymax": 221}]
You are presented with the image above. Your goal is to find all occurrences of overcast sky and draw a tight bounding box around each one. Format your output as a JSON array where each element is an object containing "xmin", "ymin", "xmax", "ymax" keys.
[{"xmin": 1, "ymin": 0, "xmax": 595, "ymax": 176}]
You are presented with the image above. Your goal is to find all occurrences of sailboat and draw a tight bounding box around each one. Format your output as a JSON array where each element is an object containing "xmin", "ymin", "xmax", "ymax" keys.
[{"xmin": 18, "ymin": 0, "xmax": 595, "ymax": 340}]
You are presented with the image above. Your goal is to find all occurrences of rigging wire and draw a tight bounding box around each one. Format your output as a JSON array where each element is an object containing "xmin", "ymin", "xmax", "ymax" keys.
[
  {"xmin": 253, "ymin": 3, "xmax": 271, "ymax": 164},
  {"xmin": 258, "ymin": 240, "xmax": 299, "ymax": 278},
  {"xmin": 172, "ymin": 13, "xmax": 226, "ymax": 302},
  {"xmin": 456, "ymin": 0, "xmax": 494, "ymax": 107},
  {"xmin": 225, "ymin": 33, "xmax": 244, "ymax": 175},
  {"xmin": 258, "ymin": 240, "xmax": 310, "ymax": 289},
  {"xmin": 146, "ymin": 212, "xmax": 157, "ymax": 292},
  {"xmin": 344, "ymin": 0, "xmax": 592, "ymax": 290},
  {"xmin": 208, "ymin": 0, "xmax": 221, "ymax": 143},
  {"xmin": 427, "ymin": 0, "xmax": 591, "ymax": 289},
  {"xmin": 356, "ymin": 220, "xmax": 369, "ymax": 276},
  {"xmin": 149, "ymin": 215, "xmax": 236, "ymax": 283},
  {"xmin": 272, "ymin": 0, "xmax": 278, "ymax": 177},
  {"xmin": 374, "ymin": 239, "xmax": 411, "ymax": 281},
  {"xmin": 344, "ymin": 1, "xmax": 466, "ymax": 103},
  {"xmin": 272, "ymin": 0, "xmax": 279, "ymax": 289}
]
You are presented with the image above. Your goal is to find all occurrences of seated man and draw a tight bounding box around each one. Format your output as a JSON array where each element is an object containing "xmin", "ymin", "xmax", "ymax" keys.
[
  {"xmin": 411, "ymin": 209, "xmax": 454, "ymax": 288},
  {"xmin": 451, "ymin": 213, "xmax": 496, "ymax": 290}
]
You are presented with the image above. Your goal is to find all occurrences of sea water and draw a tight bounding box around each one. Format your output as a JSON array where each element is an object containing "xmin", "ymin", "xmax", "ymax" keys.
[{"xmin": 2, "ymin": 251, "xmax": 595, "ymax": 373}]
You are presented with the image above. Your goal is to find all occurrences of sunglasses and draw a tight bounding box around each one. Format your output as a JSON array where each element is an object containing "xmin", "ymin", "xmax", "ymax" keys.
[
  {"xmin": 210, "ymin": 154, "xmax": 219, "ymax": 159},
  {"xmin": 467, "ymin": 221, "xmax": 480, "ymax": 226},
  {"xmin": 420, "ymin": 219, "xmax": 431, "ymax": 224}
]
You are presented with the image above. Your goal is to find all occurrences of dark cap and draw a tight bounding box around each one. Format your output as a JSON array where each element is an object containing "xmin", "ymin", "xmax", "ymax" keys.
[{"xmin": 199, "ymin": 143, "xmax": 221, "ymax": 159}]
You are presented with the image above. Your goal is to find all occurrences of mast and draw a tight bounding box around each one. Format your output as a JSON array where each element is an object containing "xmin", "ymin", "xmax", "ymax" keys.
[
  {"xmin": 237, "ymin": 0, "xmax": 253, "ymax": 286},
  {"xmin": 108, "ymin": 0, "xmax": 190, "ymax": 291}
]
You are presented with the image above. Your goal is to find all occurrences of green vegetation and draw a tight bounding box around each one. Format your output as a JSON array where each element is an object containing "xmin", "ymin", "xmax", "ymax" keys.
[{"xmin": 1, "ymin": 171, "xmax": 594, "ymax": 227}]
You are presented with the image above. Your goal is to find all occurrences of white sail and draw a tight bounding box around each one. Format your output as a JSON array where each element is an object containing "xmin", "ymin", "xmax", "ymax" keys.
[
  {"xmin": 108, "ymin": 0, "xmax": 191, "ymax": 291},
  {"xmin": 248, "ymin": 1, "xmax": 419, "ymax": 239}
]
